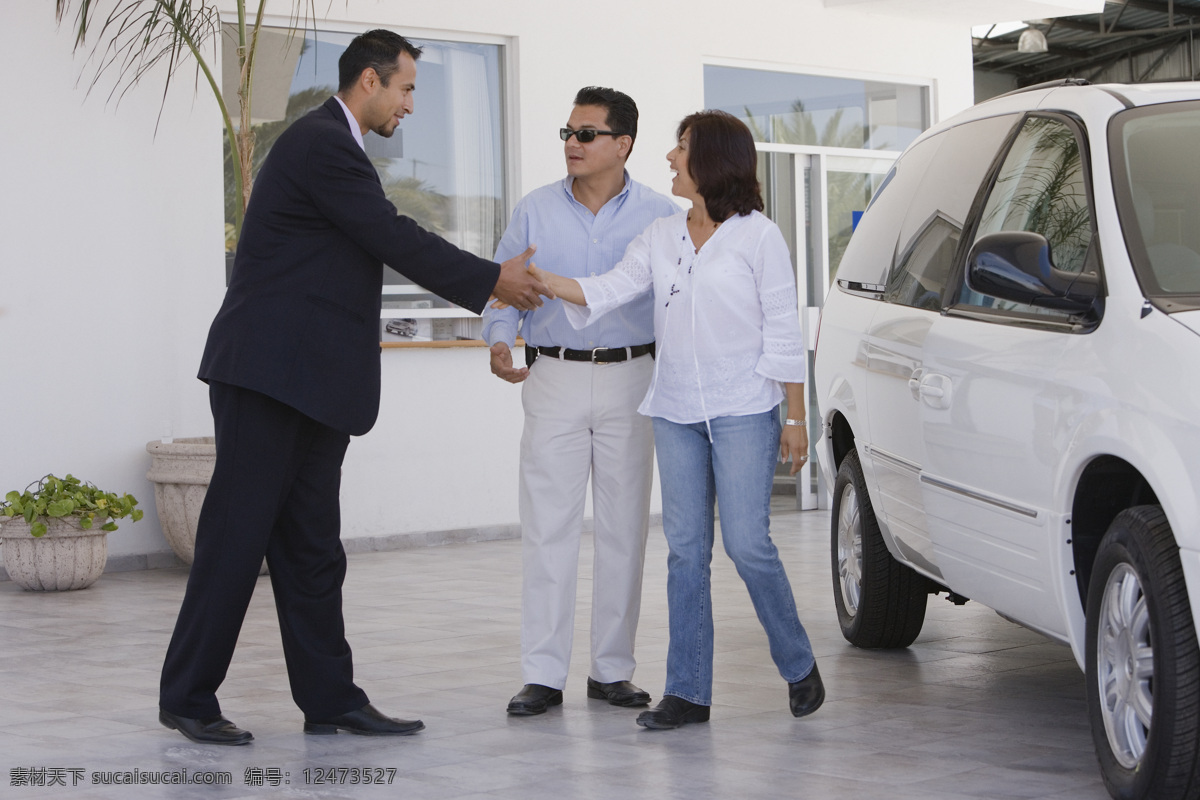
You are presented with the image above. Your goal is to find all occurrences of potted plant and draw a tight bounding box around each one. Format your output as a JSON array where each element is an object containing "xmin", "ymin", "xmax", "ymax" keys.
[
  {"xmin": 0, "ymin": 474, "xmax": 144, "ymax": 591},
  {"xmin": 144, "ymin": 437, "xmax": 215, "ymax": 565},
  {"xmin": 144, "ymin": 439, "xmax": 266, "ymax": 574}
]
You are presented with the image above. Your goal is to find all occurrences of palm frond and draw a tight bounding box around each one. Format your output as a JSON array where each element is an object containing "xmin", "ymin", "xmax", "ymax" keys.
[
  {"xmin": 57, "ymin": 2, "xmax": 219, "ymax": 107},
  {"xmin": 54, "ymin": 0, "xmax": 341, "ymax": 239}
]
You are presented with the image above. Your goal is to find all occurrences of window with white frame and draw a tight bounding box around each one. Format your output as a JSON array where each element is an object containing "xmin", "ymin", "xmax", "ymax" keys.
[
  {"xmin": 222, "ymin": 26, "xmax": 507, "ymax": 344},
  {"xmin": 704, "ymin": 65, "xmax": 929, "ymax": 151}
]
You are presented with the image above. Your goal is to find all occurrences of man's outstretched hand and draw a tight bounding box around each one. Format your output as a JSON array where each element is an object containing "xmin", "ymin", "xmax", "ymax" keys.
[
  {"xmin": 492, "ymin": 245, "xmax": 553, "ymax": 310},
  {"xmin": 489, "ymin": 342, "xmax": 529, "ymax": 384}
]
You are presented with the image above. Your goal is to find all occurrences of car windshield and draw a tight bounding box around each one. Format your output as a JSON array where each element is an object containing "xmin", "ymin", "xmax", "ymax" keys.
[{"xmin": 1111, "ymin": 100, "xmax": 1200, "ymax": 310}]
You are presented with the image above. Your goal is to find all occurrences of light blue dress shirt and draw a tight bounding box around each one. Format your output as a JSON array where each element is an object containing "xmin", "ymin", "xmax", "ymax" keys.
[{"xmin": 482, "ymin": 172, "xmax": 679, "ymax": 350}]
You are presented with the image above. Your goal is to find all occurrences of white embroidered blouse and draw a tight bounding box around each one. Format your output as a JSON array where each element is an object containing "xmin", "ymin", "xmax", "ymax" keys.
[{"xmin": 565, "ymin": 209, "xmax": 806, "ymax": 425}]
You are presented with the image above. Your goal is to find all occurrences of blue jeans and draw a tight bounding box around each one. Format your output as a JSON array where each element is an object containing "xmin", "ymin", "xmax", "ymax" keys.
[{"xmin": 653, "ymin": 409, "xmax": 815, "ymax": 706}]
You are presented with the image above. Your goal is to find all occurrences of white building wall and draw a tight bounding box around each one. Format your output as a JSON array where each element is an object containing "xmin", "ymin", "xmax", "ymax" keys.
[
  {"xmin": 1, "ymin": 1, "xmax": 225, "ymax": 563},
  {"xmin": 0, "ymin": 0, "xmax": 1072, "ymax": 567}
]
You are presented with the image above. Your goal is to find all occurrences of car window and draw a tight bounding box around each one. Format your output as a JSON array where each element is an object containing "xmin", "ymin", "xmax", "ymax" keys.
[
  {"xmin": 835, "ymin": 134, "xmax": 941, "ymax": 290},
  {"xmin": 885, "ymin": 213, "xmax": 960, "ymax": 310},
  {"xmin": 882, "ymin": 115, "xmax": 1019, "ymax": 312},
  {"xmin": 959, "ymin": 116, "xmax": 1094, "ymax": 316},
  {"xmin": 1111, "ymin": 101, "xmax": 1200, "ymax": 306}
]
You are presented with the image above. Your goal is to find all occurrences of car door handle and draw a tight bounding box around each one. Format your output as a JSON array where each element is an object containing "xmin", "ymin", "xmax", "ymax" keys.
[
  {"xmin": 907, "ymin": 368, "xmax": 925, "ymax": 400},
  {"xmin": 916, "ymin": 373, "xmax": 952, "ymax": 409}
]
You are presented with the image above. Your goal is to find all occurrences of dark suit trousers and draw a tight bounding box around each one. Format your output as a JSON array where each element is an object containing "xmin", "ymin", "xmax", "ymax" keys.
[{"xmin": 159, "ymin": 381, "xmax": 369, "ymax": 719}]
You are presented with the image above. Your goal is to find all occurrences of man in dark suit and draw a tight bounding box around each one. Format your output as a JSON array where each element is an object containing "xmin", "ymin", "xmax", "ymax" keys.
[{"xmin": 158, "ymin": 29, "xmax": 550, "ymax": 745}]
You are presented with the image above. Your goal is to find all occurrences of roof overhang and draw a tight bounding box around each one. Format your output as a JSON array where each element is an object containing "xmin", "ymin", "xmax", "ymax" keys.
[{"xmin": 823, "ymin": 0, "xmax": 1105, "ymax": 25}]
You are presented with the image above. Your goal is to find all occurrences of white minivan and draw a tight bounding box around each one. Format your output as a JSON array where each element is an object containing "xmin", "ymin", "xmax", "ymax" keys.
[{"xmin": 813, "ymin": 80, "xmax": 1200, "ymax": 800}]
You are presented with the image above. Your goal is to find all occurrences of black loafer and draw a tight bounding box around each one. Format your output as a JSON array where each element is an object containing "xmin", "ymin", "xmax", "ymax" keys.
[
  {"xmin": 159, "ymin": 708, "xmax": 253, "ymax": 746},
  {"xmin": 788, "ymin": 663, "xmax": 825, "ymax": 718},
  {"xmin": 587, "ymin": 677, "xmax": 651, "ymax": 707},
  {"xmin": 635, "ymin": 696, "xmax": 710, "ymax": 730},
  {"xmin": 506, "ymin": 683, "xmax": 563, "ymax": 716},
  {"xmin": 303, "ymin": 703, "xmax": 424, "ymax": 736}
]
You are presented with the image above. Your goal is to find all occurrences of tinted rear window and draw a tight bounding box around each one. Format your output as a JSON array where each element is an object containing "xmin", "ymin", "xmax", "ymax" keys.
[{"xmin": 837, "ymin": 114, "xmax": 1019, "ymax": 294}]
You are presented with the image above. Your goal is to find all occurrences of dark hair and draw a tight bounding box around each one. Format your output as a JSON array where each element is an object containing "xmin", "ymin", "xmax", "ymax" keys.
[
  {"xmin": 573, "ymin": 86, "xmax": 639, "ymax": 157},
  {"xmin": 338, "ymin": 29, "xmax": 423, "ymax": 92},
  {"xmin": 676, "ymin": 110, "xmax": 763, "ymax": 222}
]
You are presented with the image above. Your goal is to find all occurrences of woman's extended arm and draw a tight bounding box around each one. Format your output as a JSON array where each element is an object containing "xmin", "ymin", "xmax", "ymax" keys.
[
  {"xmin": 497, "ymin": 226, "xmax": 655, "ymax": 311},
  {"xmin": 493, "ymin": 221, "xmax": 659, "ymax": 315},
  {"xmin": 491, "ymin": 264, "xmax": 587, "ymax": 310},
  {"xmin": 529, "ymin": 265, "xmax": 586, "ymax": 306}
]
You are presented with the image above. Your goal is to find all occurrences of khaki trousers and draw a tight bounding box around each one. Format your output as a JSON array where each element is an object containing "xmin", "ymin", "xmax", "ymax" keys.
[{"xmin": 518, "ymin": 354, "xmax": 655, "ymax": 688}]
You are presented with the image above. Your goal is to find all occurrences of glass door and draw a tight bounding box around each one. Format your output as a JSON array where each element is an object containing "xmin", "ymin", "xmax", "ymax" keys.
[{"xmin": 758, "ymin": 146, "xmax": 893, "ymax": 508}]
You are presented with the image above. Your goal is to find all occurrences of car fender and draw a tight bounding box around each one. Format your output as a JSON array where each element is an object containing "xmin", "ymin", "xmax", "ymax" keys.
[{"xmin": 1054, "ymin": 402, "xmax": 1200, "ymax": 668}]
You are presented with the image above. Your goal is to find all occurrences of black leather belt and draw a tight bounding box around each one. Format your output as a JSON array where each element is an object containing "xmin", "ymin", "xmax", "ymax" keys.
[{"xmin": 526, "ymin": 343, "xmax": 654, "ymax": 365}]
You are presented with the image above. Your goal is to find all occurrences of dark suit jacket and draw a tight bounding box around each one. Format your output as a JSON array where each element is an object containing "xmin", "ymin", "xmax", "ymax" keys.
[{"xmin": 199, "ymin": 97, "xmax": 501, "ymax": 435}]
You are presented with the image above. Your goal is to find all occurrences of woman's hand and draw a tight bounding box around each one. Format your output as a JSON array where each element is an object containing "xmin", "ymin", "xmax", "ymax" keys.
[
  {"xmin": 492, "ymin": 263, "xmax": 587, "ymax": 310},
  {"xmin": 779, "ymin": 383, "xmax": 809, "ymax": 475},
  {"xmin": 779, "ymin": 421, "xmax": 810, "ymax": 476},
  {"xmin": 529, "ymin": 263, "xmax": 552, "ymax": 286}
]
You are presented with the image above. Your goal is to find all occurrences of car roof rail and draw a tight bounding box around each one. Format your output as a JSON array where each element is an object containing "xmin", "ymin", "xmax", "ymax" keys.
[{"xmin": 992, "ymin": 78, "xmax": 1091, "ymax": 100}]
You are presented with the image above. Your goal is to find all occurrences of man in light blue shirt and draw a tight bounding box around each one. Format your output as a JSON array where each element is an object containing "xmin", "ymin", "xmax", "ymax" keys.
[{"xmin": 483, "ymin": 87, "xmax": 678, "ymax": 716}]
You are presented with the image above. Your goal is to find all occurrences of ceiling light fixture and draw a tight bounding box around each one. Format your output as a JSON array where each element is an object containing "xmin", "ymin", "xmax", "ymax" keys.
[{"xmin": 1018, "ymin": 27, "xmax": 1049, "ymax": 53}]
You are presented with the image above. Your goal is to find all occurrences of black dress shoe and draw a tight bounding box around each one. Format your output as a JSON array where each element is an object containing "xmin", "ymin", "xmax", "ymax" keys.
[
  {"xmin": 303, "ymin": 703, "xmax": 424, "ymax": 736},
  {"xmin": 635, "ymin": 696, "xmax": 710, "ymax": 730},
  {"xmin": 587, "ymin": 677, "xmax": 651, "ymax": 707},
  {"xmin": 788, "ymin": 663, "xmax": 825, "ymax": 718},
  {"xmin": 159, "ymin": 708, "xmax": 253, "ymax": 746},
  {"xmin": 506, "ymin": 683, "xmax": 563, "ymax": 716}
]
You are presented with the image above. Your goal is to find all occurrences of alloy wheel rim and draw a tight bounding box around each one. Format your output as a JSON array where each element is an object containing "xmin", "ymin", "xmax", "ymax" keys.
[
  {"xmin": 1096, "ymin": 562, "xmax": 1153, "ymax": 770},
  {"xmin": 837, "ymin": 484, "xmax": 864, "ymax": 615}
]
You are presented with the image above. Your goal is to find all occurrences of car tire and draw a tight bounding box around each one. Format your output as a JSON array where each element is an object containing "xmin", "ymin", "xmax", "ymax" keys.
[
  {"xmin": 830, "ymin": 448, "xmax": 927, "ymax": 648},
  {"xmin": 1085, "ymin": 505, "xmax": 1200, "ymax": 800}
]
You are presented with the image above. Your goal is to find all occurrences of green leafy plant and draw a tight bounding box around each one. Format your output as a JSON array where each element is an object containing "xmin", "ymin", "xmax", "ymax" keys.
[{"xmin": 1, "ymin": 475, "xmax": 144, "ymax": 537}]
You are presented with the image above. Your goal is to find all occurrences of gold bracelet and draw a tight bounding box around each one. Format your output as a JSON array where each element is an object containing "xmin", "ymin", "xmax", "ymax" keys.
[{"xmin": 784, "ymin": 418, "xmax": 806, "ymax": 426}]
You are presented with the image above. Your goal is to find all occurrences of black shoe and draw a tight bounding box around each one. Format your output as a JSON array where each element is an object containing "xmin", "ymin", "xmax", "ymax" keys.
[
  {"xmin": 635, "ymin": 696, "xmax": 710, "ymax": 730},
  {"xmin": 788, "ymin": 664, "xmax": 825, "ymax": 718},
  {"xmin": 303, "ymin": 703, "xmax": 424, "ymax": 736},
  {"xmin": 587, "ymin": 677, "xmax": 651, "ymax": 707},
  {"xmin": 159, "ymin": 708, "xmax": 253, "ymax": 746},
  {"xmin": 506, "ymin": 683, "xmax": 563, "ymax": 716}
]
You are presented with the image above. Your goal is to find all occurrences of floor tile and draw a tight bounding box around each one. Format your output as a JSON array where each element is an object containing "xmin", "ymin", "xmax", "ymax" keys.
[{"xmin": 0, "ymin": 499, "xmax": 1109, "ymax": 798}]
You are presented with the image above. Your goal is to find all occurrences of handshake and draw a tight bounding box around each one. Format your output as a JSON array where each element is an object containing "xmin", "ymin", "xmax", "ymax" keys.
[{"xmin": 491, "ymin": 245, "xmax": 556, "ymax": 311}]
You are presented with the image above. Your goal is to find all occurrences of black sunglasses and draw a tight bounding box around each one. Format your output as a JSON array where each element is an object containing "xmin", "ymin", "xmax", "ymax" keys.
[{"xmin": 560, "ymin": 127, "xmax": 622, "ymax": 143}]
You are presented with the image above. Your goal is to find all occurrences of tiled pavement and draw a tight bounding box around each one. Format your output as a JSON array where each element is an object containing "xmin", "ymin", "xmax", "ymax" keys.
[{"xmin": 0, "ymin": 498, "xmax": 1107, "ymax": 798}]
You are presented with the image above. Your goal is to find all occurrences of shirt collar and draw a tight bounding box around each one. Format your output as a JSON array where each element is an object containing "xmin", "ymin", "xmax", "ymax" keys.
[
  {"xmin": 333, "ymin": 95, "xmax": 367, "ymax": 152},
  {"xmin": 562, "ymin": 170, "xmax": 632, "ymax": 209}
]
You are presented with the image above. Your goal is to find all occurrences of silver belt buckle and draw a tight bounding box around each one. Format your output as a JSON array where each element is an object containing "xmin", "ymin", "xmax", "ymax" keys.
[{"xmin": 592, "ymin": 346, "xmax": 630, "ymax": 364}]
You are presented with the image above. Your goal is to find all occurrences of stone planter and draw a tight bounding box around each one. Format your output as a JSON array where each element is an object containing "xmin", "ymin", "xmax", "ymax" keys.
[
  {"xmin": 146, "ymin": 437, "xmax": 216, "ymax": 566},
  {"xmin": 0, "ymin": 516, "xmax": 109, "ymax": 591}
]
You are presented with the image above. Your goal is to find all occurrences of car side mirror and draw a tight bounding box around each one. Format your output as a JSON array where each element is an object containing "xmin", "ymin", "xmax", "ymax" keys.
[{"xmin": 966, "ymin": 231, "xmax": 1100, "ymax": 313}]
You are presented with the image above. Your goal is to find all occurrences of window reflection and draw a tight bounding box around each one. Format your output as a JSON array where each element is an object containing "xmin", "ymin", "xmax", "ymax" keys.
[
  {"xmin": 976, "ymin": 118, "xmax": 1090, "ymax": 274},
  {"xmin": 961, "ymin": 116, "xmax": 1093, "ymax": 316},
  {"xmin": 828, "ymin": 169, "xmax": 886, "ymax": 281},
  {"xmin": 220, "ymin": 27, "xmax": 507, "ymax": 342},
  {"xmin": 886, "ymin": 213, "xmax": 961, "ymax": 311},
  {"xmin": 705, "ymin": 65, "xmax": 928, "ymax": 151},
  {"xmin": 222, "ymin": 27, "xmax": 506, "ymax": 277}
]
